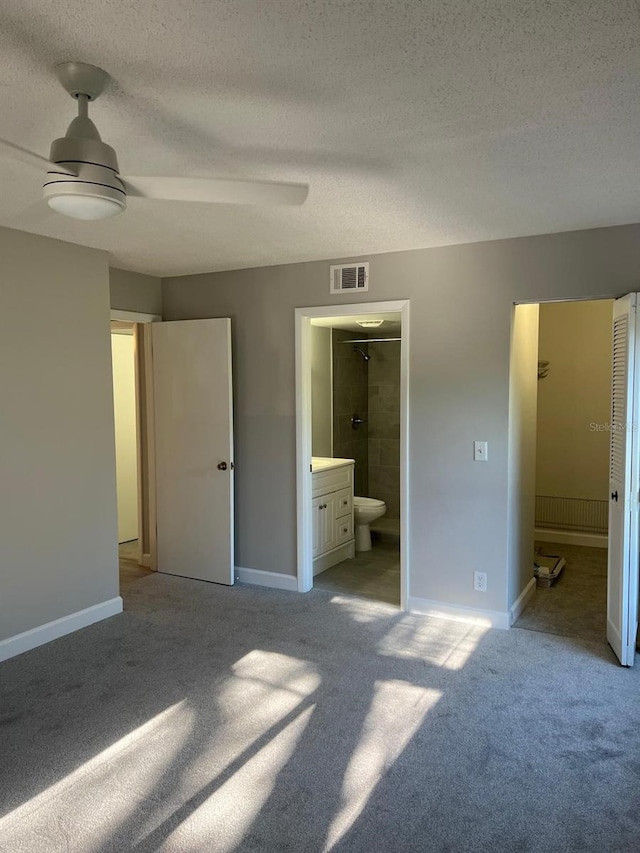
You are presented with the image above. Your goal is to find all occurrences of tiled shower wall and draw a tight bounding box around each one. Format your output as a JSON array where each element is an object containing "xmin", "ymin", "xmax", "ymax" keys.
[
  {"xmin": 332, "ymin": 330, "xmax": 400, "ymax": 515},
  {"xmin": 368, "ymin": 340, "xmax": 401, "ymax": 518},
  {"xmin": 332, "ymin": 330, "xmax": 368, "ymax": 496}
]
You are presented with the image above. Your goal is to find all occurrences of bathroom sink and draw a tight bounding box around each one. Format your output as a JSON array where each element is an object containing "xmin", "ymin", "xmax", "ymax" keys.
[{"xmin": 311, "ymin": 456, "xmax": 355, "ymax": 473}]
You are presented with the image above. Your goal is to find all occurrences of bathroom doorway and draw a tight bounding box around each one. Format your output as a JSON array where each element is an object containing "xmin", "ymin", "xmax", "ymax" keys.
[{"xmin": 295, "ymin": 300, "xmax": 409, "ymax": 609}]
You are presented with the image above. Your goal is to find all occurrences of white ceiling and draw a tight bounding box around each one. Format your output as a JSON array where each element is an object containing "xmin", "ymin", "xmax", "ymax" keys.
[{"xmin": 1, "ymin": 1, "xmax": 640, "ymax": 277}]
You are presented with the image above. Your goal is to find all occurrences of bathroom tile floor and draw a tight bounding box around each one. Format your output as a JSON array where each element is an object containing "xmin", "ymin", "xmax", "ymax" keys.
[
  {"xmin": 371, "ymin": 517, "xmax": 400, "ymax": 538},
  {"xmin": 314, "ymin": 539, "xmax": 400, "ymax": 606}
]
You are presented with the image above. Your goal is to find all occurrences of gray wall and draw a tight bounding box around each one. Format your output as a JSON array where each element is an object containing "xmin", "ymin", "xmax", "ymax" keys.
[
  {"xmin": 332, "ymin": 330, "xmax": 369, "ymax": 495},
  {"xmin": 368, "ymin": 339, "xmax": 401, "ymax": 518},
  {"xmin": 536, "ymin": 299, "xmax": 613, "ymax": 502},
  {"xmin": 311, "ymin": 325, "xmax": 332, "ymax": 457},
  {"xmin": 0, "ymin": 227, "xmax": 119, "ymax": 641},
  {"xmin": 162, "ymin": 224, "xmax": 640, "ymax": 615},
  {"xmin": 110, "ymin": 267, "xmax": 162, "ymax": 315}
]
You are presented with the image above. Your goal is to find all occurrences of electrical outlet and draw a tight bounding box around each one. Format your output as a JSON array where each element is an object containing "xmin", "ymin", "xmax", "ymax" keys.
[{"xmin": 474, "ymin": 571, "xmax": 487, "ymax": 592}]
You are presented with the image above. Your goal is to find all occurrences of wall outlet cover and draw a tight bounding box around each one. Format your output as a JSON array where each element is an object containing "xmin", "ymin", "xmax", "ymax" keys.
[{"xmin": 474, "ymin": 571, "xmax": 488, "ymax": 592}]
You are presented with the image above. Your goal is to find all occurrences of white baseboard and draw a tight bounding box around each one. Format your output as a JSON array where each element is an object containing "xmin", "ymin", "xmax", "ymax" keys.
[
  {"xmin": 408, "ymin": 597, "xmax": 510, "ymax": 630},
  {"xmin": 510, "ymin": 578, "xmax": 537, "ymax": 626},
  {"xmin": 0, "ymin": 597, "xmax": 123, "ymax": 663},
  {"xmin": 235, "ymin": 566, "xmax": 298, "ymax": 592},
  {"xmin": 142, "ymin": 553, "xmax": 151, "ymax": 568},
  {"xmin": 535, "ymin": 528, "xmax": 608, "ymax": 548}
]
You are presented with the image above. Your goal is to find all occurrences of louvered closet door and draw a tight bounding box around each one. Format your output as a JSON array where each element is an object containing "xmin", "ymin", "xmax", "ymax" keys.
[{"xmin": 607, "ymin": 294, "xmax": 640, "ymax": 666}]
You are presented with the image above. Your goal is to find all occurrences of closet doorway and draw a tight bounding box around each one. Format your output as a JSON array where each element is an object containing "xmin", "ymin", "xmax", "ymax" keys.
[{"xmin": 510, "ymin": 296, "xmax": 639, "ymax": 666}]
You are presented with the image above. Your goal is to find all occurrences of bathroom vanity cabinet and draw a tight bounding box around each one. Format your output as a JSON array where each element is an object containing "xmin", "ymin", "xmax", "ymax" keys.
[{"xmin": 311, "ymin": 457, "xmax": 355, "ymax": 574}]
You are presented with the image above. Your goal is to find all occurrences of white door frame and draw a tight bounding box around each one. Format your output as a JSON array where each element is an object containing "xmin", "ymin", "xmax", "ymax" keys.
[
  {"xmin": 110, "ymin": 309, "xmax": 161, "ymax": 569},
  {"xmin": 111, "ymin": 310, "xmax": 162, "ymax": 324},
  {"xmin": 295, "ymin": 299, "xmax": 410, "ymax": 609}
]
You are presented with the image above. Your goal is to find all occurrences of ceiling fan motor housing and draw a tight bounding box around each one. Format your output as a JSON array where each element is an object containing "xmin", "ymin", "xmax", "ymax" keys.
[{"xmin": 43, "ymin": 135, "xmax": 127, "ymax": 213}]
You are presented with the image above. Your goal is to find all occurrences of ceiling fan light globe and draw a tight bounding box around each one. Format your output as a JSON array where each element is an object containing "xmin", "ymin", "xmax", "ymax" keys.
[{"xmin": 46, "ymin": 193, "xmax": 125, "ymax": 220}]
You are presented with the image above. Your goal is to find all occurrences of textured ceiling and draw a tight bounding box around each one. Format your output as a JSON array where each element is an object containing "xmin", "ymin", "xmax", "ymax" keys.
[{"xmin": 1, "ymin": 0, "xmax": 640, "ymax": 277}]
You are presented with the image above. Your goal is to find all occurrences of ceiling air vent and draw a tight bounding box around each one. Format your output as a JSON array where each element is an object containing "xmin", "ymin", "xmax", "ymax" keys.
[{"xmin": 330, "ymin": 262, "xmax": 369, "ymax": 294}]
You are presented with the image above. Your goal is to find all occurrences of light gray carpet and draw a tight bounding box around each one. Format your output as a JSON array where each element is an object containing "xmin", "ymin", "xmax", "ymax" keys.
[
  {"xmin": 1, "ymin": 567, "xmax": 639, "ymax": 852},
  {"xmin": 515, "ymin": 542, "xmax": 607, "ymax": 644}
]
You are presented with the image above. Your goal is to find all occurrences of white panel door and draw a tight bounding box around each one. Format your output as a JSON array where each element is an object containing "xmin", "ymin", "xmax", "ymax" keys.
[
  {"xmin": 607, "ymin": 295, "xmax": 639, "ymax": 666},
  {"xmin": 152, "ymin": 318, "xmax": 234, "ymax": 585}
]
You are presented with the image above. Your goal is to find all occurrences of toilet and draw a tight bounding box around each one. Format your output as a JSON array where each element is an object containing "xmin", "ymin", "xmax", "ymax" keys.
[{"xmin": 353, "ymin": 496, "xmax": 387, "ymax": 552}]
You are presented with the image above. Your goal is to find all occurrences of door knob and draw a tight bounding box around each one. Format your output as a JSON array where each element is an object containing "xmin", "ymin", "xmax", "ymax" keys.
[
  {"xmin": 611, "ymin": 490, "xmax": 618, "ymax": 502},
  {"xmin": 217, "ymin": 462, "xmax": 228, "ymax": 471}
]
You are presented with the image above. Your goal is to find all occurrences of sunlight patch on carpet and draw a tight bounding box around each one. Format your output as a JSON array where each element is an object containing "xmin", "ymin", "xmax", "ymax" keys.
[
  {"xmin": 377, "ymin": 615, "xmax": 488, "ymax": 670},
  {"xmin": 0, "ymin": 701, "xmax": 193, "ymax": 851},
  {"xmin": 152, "ymin": 652, "xmax": 321, "ymax": 852},
  {"xmin": 329, "ymin": 594, "xmax": 399, "ymax": 623},
  {"xmin": 322, "ymin": 680, "xmax": 441, "ymax": 851}
]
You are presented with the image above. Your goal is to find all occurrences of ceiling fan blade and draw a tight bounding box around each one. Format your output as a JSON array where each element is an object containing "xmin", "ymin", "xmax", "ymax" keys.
[
  {"xmin": 0, "ymin": 137, "xmax": 52, "ymax": 171},
  {"xmin": 0, "ymin": 138, "xmax": 77, "ymax": 176},
  {"xmin": 124, "ymin": 176, "xmax": 309, "ymax": 206}
]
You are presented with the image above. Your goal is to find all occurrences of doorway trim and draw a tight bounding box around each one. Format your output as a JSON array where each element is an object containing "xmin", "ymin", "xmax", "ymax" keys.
[
  {"xmin": 295, "ymin": 299, "xmax": 410, "ymax": 609},
  {"xmin": 111, "ymin": 310, "xmax": 161, "ymax": 323}
]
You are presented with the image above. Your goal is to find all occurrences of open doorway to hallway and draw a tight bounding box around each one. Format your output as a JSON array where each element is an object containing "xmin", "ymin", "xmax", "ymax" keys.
[
  {"xmin": 111, "ymin": 320, "xmax": 148, "ymax": 584},
  {"xmin": 511, "ymin": 299, "xmax": 614, "ymax": 645},
  {"xmin": 110, "ymin": 309, "xmax": 160, "ymax": 586}
]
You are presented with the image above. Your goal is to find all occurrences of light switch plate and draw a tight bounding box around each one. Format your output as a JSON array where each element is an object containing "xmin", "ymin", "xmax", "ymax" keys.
[{"xmin": 474, "ymin": 441, "xmax": 488, "ymax": 461}]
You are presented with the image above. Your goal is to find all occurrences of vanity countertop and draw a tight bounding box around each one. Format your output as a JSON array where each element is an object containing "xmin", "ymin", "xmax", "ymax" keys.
[{"xmin": 311, "ymin": 456, "xmax": 355, "ymax": 473}]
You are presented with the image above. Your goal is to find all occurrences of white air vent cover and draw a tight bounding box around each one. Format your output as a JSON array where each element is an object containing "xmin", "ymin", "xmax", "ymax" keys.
[{"xmin": 330, "ymin": 262, "xmax": 369, "ymax": 294}]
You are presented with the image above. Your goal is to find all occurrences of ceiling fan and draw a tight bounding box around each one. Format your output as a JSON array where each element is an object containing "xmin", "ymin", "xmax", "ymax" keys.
[{"xmin": 0, "ymin": 62, "xmax": 309, "ymax": 221}]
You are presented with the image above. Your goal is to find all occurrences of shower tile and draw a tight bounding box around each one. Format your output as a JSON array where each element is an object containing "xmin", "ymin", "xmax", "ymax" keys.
[
  {"xmin": 376, "ymin": 384, "xmax": 400, "ymax": 413},
  {"xmin": 333, "ymin": 385, "xmax": 351, "ymax": 416},
  {"xmin": 378, "ymin": 439, "xmax": 400, "ymax": 467},
  {"xmin": 370, "ymin": 465, "xmax": 400, "ymax": 494},
  {"xmin": 369, "ymin": 438, "xmax": 381, "ymax": 467},
  {"xmin": 354, "ymin": 467, "xmax": 368, "ymax": 496},
  {"xmin": 350, "ymin": 384, "xmax": 369, "ymax": 413},
  {"xmin": 368, "ymin": 411, "xmax": 400, "ymax": 439},
  {"xmin": 335, "ymin": 354, "xmax": 367, "ymax": 387},
  {"xmin": 382, "ymin": 493, "xmax": 400, "ymax": 519},
  {"xmin": 337, "ymin": 414, "xmax": 356, "ymax": 443},
  {"xmin": 370, "ymin": 358, "xmax": 400, "ymax": 386}
]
